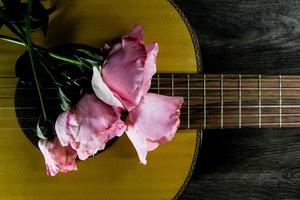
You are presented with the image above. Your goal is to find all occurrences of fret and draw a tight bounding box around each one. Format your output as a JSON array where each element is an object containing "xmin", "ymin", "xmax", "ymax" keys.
[
  {"xmin": 171, "ymin": 74, "xmax": 174, "ymax": 96},
  {"xmin": 279, "ymin": 75, "xmax": 282, "ymax": 128},
  {"xmin": 258, "ymin": 75, "xmax": 262, "ymax": 128},
  {"xmin": 203, "ymin": 74, "xmax": 207, "ymax": 129},
  {"xmin": 187, "ymin": 74, "xmax": 190, "ymax": 129},
  {"xmin": 220, "ymin": 74, "xmax": 224, "ymax": 129},
  {"xmin": 238, "ymin": 74, "xmax": 242, "ymax": 128},
  {"xmin": 150, "ymin": 73, "xmax": 300, "ymax": 130}
]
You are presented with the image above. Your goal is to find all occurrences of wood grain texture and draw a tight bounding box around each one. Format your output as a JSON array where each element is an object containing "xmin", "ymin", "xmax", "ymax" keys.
[
  {"xmin": 175, "ymin": 0, "xmax": 300, "ymax": 74},
  {"xmin": 182, "ymin": 129, "xmax": 300, "ymax": 200},
  {"xmin": 173, "ymin": 0, "xmax": 300, "ymax": 199},
  {"xmin": 0, "ymin": 0, "xmax": 200, "ymax": 199},
  {"xmin": 152, "ymin": 74, "xmax": 300, "ymax": 129}
]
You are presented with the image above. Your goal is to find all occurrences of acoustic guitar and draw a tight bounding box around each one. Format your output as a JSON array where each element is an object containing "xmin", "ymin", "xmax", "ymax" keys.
[
  {"xmin": 0, "ymin": 1, "xmax": 200, "ymax": 200},
  {"xmin": 3, "ymin": 0, "xmax": 299, "ymax": 199}
]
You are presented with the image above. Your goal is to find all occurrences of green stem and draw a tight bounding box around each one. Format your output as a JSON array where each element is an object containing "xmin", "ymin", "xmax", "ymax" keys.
[
  {"xmin": 0, "ymin": 35, "xmax": 57, "ymax": 82},
  {"xmin": 0, "ymin": 35, "xmax": 83, "ymax": 66},
  {"xmin": 0, "ymin": 35, "xmax": 25, "ymax": 46},
  {"xmin": 25, "ymin": 0, "xmax": 47, "ymax": 120},
  {"xmin": 48, "ymin": 52, "xmax": 83, "ymax": 65}
]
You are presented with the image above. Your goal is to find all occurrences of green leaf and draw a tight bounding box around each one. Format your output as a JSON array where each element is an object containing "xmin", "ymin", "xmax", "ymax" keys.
[
  {"xmin": 76, "ymin": 49, "xmax": 104, "ymax": 62},
  {"xmin": 71, "ymin": 48, "xmax": 105, "ymax": 70},
  {"xmin": 73, "ymin": 55, "xmax": 98, "ymax": 70},
  {"xmin": 58, "ymin": 87, "xmax": 71, "ymax": 111},
  {"xmin": 0, "ymin": 1, "xmax": 3, "ymax": 7},
  {"xmin": 36, "ymin": 121, "xmax": 48, "ymax": 140}
]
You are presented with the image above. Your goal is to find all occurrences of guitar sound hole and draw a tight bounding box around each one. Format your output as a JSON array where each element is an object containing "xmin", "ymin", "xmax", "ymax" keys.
[{"xmin": 14, "ymin": 44, "xmax": 118, "ymax": 153}]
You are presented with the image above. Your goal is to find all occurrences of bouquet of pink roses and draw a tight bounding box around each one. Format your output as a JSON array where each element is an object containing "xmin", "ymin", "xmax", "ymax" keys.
[{"xmin": 0, "ymin": 0, "xmax": 183, "ymax": 176}]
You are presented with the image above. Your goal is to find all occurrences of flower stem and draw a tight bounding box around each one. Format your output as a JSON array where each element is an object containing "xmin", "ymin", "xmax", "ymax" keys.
[
  {"xmin": 48, "ymin": 52, "xmax": 83, "ymax": 65},
  {"xmin": 0, "ymin": 35, "xmax": 83, "ymax": 66},
  {"xmin": 0, "ymin": 35, "xmax": 25, "ymax": 46},
  {"xmin": 25, "ymin": 0, "xmax": 47, "ymax": 120}
]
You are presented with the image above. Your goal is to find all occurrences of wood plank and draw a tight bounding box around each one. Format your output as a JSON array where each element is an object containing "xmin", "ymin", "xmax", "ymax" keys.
[
  {"xmin": 182, "ymin": 129, "xmax": 300, "ymax": 200},
  {"xmin": 175, "ymin": 0, "xmax": 300, "ymax": 198}
]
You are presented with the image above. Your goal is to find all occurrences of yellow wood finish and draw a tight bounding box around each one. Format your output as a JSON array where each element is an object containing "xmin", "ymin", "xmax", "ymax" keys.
[
  {"xmin": 0, "ymin": 0, "xmax": 198, "ymax": 76},
  {"xmin": 0, "ymin": 0, "xmax": 200, "ymax": 199}
]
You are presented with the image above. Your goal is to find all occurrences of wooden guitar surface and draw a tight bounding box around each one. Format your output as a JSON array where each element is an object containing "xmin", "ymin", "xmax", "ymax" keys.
[{"xmin": 0, "ymin": 0, "xmax": 200, "ymax": 200}]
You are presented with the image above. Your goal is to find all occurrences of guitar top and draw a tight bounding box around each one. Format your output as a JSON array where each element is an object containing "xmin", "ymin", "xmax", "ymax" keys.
[{"xmin": 0, "ymin": 0, "xmax": 200, "ymax": 200}]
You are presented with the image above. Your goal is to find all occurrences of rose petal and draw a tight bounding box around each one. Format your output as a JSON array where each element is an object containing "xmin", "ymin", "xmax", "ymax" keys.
[
  {"xmin": 72, "ymin": 94, "xmax": 126, "ymax": 160},
  {"xmin": 75, "ymin": 119, "xmax": 127, "ymax": 160},
  {"xmin": 141, "ymin": 42, "xmax": 159, "ymax": 96},
  {"xmin": 126, "ymin": 125, "xmax": 147, "ymax": 165},
  {"xmin": 146, "ymin": 140, "xmax": 160, "ymax": 151},
  {"xmin": 92, "ymin": 66, "xmax": 124, "ymax": 109},
  {"xmin": 55, "ymin": 111, "xmax": 78, "ymax": 147},
  {"xmin": 102, "ymin": 38, "xmax": 147, "ymax": 111},
  {"xmin": 100, "ymin": 26, "xmax": 159, "ymax": 111},
  {"xmin": 127, "ymin": 93, "xmax": 183, "ymax": 146},
  {"xmin": 126, "ymin": 25, "xmax": 144, "ymax": 42},
  {"xmin": 38, "ymin": 137, "xmax": 77, "ymax": 176}
]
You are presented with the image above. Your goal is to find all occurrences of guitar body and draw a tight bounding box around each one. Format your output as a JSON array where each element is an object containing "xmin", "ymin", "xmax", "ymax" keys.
[{"xmin": 0, "ymin": 1, "xmax": 201, "ymax": 199}]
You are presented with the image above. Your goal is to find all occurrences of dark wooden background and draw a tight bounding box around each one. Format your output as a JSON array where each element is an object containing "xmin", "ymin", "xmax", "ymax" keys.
[{"xmin": 174, "ymin": 0, "xmax": 300, "ymax": 199}]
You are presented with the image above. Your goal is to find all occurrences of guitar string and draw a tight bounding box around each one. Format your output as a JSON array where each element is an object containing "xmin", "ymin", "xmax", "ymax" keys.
[
  {"xmin": 3, "ymin": 122, "xmax": 300, "ymax": 130},
  {"xmin": 3, "ymin": 113, "xmax": 300, "ymax": 118},
  {"xmin": 1, "ymin": 75, "xmax": 300, "ymax": 124},
  {"xmin": 1, "ymin": 114, "xmax": 300, "ymax": 128},
  {"xmin": 2, "ymin": 87, "xmax": 300, "ymax": 90},
  {"xmin": 3, "ymin": 96, "xmax": 300, "ymax": 100},
  {"xmin": 1, "ymin": 75, "xmax": 300, "ymax": 89},
  {"xmin": 1, "ymin": 74, "xmax": 300, "ymax": 80}
]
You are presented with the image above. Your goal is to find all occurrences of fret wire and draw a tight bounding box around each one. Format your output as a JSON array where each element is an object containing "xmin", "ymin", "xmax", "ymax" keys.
[
  {"xmin": 279, "ymin": 75, "xmax": 282, "ymax": 128},
  {"xmin": 187, "ymin": 74, "xmax": 190, "ymax": 129},
  {"xmin": 171, "ymin": 74, "xmax": 174, "ymax": 96},
  {"xmin": 220, "ymin": 74, "xmax": 224, "ymax": 129},
  {"xmin": 259, "ymin": 74, "xmax": 262, "ymax": 128},
  {"xmin": 239, "ymin": 74, "xmax": 242, "ymax": 128},
  {"xmin": 203, "ymin": 74, "xmax": 207, "ymax": 129},
  {"xmin": 157, "ymin": 74, "xmax": 160, "ymax": 94}
]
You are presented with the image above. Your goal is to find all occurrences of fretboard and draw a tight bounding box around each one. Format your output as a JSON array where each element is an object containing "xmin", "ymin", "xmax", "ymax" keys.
[{"xmin": 149, "ymin": 74, "xmax": 300, "ymax": 129}]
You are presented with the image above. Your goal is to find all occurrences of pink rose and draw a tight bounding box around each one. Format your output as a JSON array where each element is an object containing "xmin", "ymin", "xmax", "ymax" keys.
[
  {"xmin": 92, "ymin": 25, "xmax": 159, "ymax": 111},
  {"xmin": 125, "ymin": 93, "xmax": 183, "ymax": 164},
  {"xmin": 38, "ymin": 137, "xmax": 77, "ymax": 176},
  {"xmin": 55, "ymin": 93, "xmax": 127, "ymax": 160},
  {"xmin": 92, "ymin": 25, "xmax": 183, "ymax": 164},
  {"xmin": 40, "ymin": 25, "xmax": 183, "ymax": 176}
]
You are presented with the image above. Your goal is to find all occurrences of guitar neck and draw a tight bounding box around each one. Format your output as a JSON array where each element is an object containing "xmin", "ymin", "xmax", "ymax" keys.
[{"xmin": 150, "ymin": 73, "xmax": 300, "ymax": 129}]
